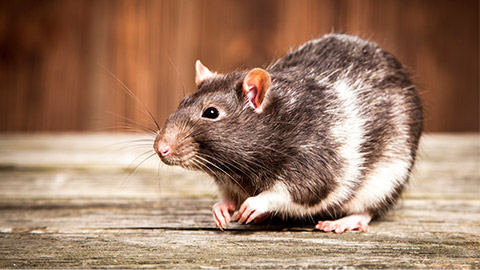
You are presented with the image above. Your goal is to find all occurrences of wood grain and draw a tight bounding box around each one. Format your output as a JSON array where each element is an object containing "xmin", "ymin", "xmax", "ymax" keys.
[{"xmin": 0, "ymin": 133, "xmax": 479, "ymax": 268}]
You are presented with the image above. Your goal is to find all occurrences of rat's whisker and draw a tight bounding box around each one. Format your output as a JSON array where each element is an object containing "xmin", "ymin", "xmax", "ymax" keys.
[
  {"xmin": 98, "ymin": 124, "xmax": 157, "ymax": 137},
  {"xmin": 198, "ymin": 152, "xmax": 255, "ymax": 178},
  {"xmin": 123, "ymin": 151, "xmax": 157, "ymax": 181},
  {"xmin": 171, "ymin": 119, "xmax": 206, "ymax": 148},
  {"xmin": 195, "ymin": 155, "xmax": 248, "ymax": 194},
  {"xmin": 166, "ymin": 52, "xmax": 187, "ymax": 98},
  {"xmin": 106, "ymin": 111, "xmax": 158, "ymax": 134},
  {"xmin": 192, "ymin": 157, "xmax": 226, "ymax": 187},
  {"xmin": 97, "ymin": 63, "xmax": 161, "ymax": 130}
]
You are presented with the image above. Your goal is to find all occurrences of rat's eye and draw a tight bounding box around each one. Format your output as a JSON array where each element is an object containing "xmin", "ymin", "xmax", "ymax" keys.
[{"xmin": 202, "ymin": 107, "xmax": 220, "ymax": 119}]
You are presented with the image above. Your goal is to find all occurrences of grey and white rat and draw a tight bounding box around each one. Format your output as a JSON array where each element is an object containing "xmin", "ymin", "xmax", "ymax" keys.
[{"xmin": 153, "ymin": 34, "xmax": 423, "ymax": 233}]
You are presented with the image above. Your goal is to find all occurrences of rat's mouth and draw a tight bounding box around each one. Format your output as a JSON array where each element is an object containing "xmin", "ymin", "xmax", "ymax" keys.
[
  {"xmin": 158, "ymin": 155, "xmax": 178, "ymax": 166},
  {"xmin": 156, "ymin": 151, "xmax": 183, "ymax": 166},
  {"xmin": 160, "ymin": 158, "xmax": 198, "ymax": 171},
  {"xmin": 155, "ymin": 147, "xmax": 198, "ymax": 170}
]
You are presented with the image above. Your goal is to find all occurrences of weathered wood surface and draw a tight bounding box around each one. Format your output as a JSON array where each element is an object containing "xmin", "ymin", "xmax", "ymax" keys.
[{"xmin": 0, "ymin": 133, "xmax": 479, "ymax": 269}]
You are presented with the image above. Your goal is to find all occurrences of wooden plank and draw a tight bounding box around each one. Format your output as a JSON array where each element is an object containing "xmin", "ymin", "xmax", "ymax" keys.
[
  {"xmin": 1, "ymin": 196, "xmax": 479, "ymax": 268},
  {"xmin": 0, "ymin": 133, "xmax": 479, "ymax": 268}
]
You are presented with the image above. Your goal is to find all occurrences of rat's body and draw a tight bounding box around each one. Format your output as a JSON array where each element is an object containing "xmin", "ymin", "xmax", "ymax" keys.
[{"xmin": 154, "ymin": 34, "xmax": 423, "ymax": 233}]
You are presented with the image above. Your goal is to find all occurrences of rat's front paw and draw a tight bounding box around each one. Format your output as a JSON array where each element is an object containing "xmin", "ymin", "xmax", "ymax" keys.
[
  {"xmin": 212, "ymin": 200, "xmax": 236, "ymax": 230},
  {"xmin": 233, "ymin": 197, "xmax": 270, "ymax": 224}
]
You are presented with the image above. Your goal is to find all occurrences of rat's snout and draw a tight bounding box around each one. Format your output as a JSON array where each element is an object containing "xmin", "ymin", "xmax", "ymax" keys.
[
  {"xmin": 158, "ymin": 144, "xmax": 172, "ymax": 157},
  {"xmin": 153, "ymin": 133, "xmax": 175, "ymax": 160},
  {"xmin": 153, "ymin": 135, "xmax": 177, "ymax": 166},
  {"xmin": 153, "ymin": 123, "xmax": 197, "ymax": 168},
  {"xmin": 156, "ymin": 141, "xmax": 172, "ymax": 157}
]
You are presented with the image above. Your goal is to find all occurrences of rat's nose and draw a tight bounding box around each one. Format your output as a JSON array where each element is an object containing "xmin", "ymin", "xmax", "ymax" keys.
[{"xmin": 156, "ymin": 143, "xmax": 172, "ymax": 157}]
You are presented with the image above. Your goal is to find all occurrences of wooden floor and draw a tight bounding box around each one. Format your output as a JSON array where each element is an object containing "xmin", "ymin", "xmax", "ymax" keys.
[{"xmin": 0, "ymin": 133, "xmax": 479, "ymax": 269}]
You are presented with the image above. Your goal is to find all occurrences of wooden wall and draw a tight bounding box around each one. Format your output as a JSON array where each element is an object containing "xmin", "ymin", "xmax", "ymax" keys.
[{"xmin": 0, "ymin": 0, "xmax": 478, "ymax": 132}]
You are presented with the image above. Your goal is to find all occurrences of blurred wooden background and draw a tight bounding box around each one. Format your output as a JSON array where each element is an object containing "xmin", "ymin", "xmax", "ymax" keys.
[{"xmin": 0, "ymin": 0, "xmax": 478, "ymax": 132}]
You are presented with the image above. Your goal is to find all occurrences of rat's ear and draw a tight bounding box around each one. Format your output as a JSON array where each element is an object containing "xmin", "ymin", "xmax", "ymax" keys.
[
  {"xmin": 242, "ymin": 68, "xmax": 271, "ymax": 112},
  {"xmin": 195, "ymin": 60, "xmax": 217, "ymax": 86}
]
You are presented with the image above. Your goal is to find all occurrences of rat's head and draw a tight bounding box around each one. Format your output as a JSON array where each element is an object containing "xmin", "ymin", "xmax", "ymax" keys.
[{"xmin": 154, "ymin": 60, "xmax": 273, "ymax": 173}]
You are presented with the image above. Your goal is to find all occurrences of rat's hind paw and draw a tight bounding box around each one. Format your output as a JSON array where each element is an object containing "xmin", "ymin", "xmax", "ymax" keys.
[{"xmin": 315, "ymin": 212, "xmax": 372, "ymax": 234}]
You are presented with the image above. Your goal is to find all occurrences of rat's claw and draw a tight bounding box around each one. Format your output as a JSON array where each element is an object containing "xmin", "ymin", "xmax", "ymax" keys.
[
  {"xmin": 234, "ymin": 197, "xmax": 269, "ymax": 224},
  {"xmin": 213, "ymin": 207, "xmax": 226, "ymax": 229},
  {"xmin": 212, "ymin": 200, "xmax": 236, "ymax": 230},
  {"xmin": 315, "ymin": 212, "xmax": 372, "ymax": 233},
  {"xmin": 234, "ymin": 200, "xmax": 253, "ymax": 224}
]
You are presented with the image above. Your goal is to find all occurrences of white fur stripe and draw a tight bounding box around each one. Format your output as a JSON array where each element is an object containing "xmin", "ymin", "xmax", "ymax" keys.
[
  {"xmin": 308, "ymin": 76, "xmax": 366, "ymax": 213},
  {"xmin": 342, "ymin": 96, "xmax": 412, "ymax": 213},
  {"xmin": 265, "ymin": 75, "xmax": 368, "ymax": 218},
  {"xmin": 246, "ymin": 182, "xmax": 293, "ymax": 215}
]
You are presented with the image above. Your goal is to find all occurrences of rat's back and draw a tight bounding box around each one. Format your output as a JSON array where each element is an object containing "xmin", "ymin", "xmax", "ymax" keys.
[{"xmin": 266, "ymin": 34, "xmax": 423, "ymax": 220}]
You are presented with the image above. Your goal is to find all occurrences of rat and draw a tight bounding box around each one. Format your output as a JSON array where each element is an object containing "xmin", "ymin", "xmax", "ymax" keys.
[{"xmin": 153, "ymin": 33, "xmax": 423, "ymax": 233}]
